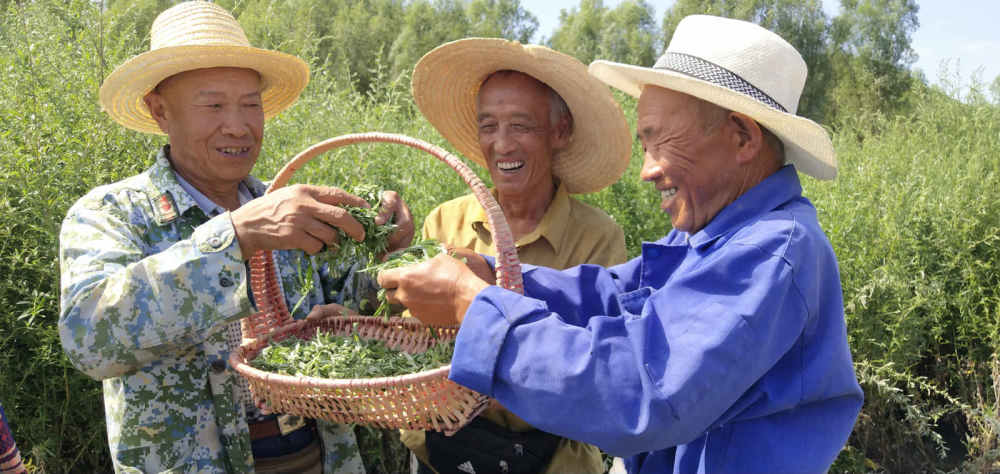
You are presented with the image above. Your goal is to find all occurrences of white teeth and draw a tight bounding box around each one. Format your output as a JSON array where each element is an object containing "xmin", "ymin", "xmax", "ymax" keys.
[
  {"xmin": 661, "ymin": 187, "xmax": 677, "ymax": 199},
  {"xmin": 220, "ymin": 147, "xmax": 248, "ymax": 155},
  {"xmin": 497, "ymin": 161, "xmax": 524, "ymax": 171}
]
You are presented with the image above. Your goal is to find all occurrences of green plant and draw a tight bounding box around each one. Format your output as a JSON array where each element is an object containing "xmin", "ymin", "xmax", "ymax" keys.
[{"xmin": 250, "ymin": 328, "xmax": 454, "ymax": 379}]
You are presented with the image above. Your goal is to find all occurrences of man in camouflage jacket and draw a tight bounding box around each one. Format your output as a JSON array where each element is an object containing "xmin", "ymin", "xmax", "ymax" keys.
[{"xmin": 58, "ymin": 2, "xmax": 414, "ymax": 472}]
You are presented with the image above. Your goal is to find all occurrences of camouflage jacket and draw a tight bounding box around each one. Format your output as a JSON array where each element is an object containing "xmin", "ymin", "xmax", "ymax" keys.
[{"xmin": 59, "ymin": 148, "xmax": 368, "ymax": 473}]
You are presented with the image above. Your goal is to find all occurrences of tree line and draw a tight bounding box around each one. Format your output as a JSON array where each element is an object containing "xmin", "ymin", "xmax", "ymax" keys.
[{"xmin": 94, "ymin": 0, "xmax": 927, "ymax": 126}]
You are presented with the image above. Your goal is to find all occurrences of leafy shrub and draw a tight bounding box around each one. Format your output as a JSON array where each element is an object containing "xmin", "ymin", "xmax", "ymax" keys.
[{"xmin": 2, "ymin": 1, "xmax": 1000, "ymax": 473}]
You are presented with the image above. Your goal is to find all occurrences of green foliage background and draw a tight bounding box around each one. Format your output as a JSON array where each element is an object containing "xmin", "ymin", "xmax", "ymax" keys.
[{"xmin": 1, "ymin": 0, "xmax": 999, "ymax": 472}]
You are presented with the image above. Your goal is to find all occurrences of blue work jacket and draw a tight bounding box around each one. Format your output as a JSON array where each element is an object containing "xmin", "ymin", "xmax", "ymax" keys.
[{"xmin": 450, "ymin": 166, "xmax": 864, "ymax": 473}]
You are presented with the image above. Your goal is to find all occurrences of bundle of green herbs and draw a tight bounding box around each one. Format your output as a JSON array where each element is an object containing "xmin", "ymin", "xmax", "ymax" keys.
[
  {"xmin": 325, "ymin": 184, "xmax": 399, "ymax": 266},
  {"xmin": 364, "ymin": 238, "xmax": 448, "ymax": 317},
  {"xmin": 250, "ymin": 327, "xmax": 455, "ymax": 379}
]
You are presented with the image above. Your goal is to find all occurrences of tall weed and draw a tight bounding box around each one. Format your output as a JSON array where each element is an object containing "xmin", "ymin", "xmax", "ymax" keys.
[{"xmin": 2, "ymin": 1, "xmax": 1000, "ymax": 472}]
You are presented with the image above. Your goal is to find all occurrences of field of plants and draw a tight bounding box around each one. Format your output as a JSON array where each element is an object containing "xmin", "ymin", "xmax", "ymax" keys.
[{"xmin": 1, "ymin": 0, "xmax": 1000, "ymax": 472}]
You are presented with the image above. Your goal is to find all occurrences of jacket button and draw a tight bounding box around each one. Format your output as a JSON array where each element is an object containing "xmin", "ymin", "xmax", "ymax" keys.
[
  {"xmin": 209, "ymin": 236, "xmax": 222, "ymax": 248},
  {"xmin": 211, "ymin": 359, "xmax": 226, "ymax": 373},
  {"xmin": 219, "ymin": 276, "xmax": 234, "ymax": 287}
]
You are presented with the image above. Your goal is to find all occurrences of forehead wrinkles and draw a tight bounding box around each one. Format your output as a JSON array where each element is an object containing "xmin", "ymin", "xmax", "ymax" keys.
[{"xmin": 638, "ymin": 90, "xmax": 704, "ymax": 141}]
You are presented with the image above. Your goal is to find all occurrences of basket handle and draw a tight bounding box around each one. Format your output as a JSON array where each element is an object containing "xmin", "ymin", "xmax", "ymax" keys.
[{"xmin": 247, "ymin": 132, "xmax": 523, "ymax": 335}]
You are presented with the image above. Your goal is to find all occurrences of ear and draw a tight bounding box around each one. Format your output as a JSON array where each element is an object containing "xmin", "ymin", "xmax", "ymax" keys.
[
  {"xmin": 143, "ymin": 90, "xmax": 170, "ymax": 134},
  {"xmin": 726, "ymin": 112, "xmax": 764, "ymax": 165},
  {"xmin": 550, "ymin": 114, "xmax": 572, "ymax": 151}
]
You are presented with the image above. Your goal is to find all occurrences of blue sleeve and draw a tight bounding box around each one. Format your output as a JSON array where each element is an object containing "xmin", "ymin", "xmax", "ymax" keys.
[{"xmin": 449, "ymin": 242, "xmax": 807, "ymax": 457}]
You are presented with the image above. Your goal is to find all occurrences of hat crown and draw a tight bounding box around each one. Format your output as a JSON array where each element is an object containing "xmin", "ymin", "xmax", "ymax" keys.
[
  {"xmin": 664, "ymin": 15, "xmax": 806, "ymax": 114},
  {"xmin": 150, "ymin": 1, "xmax": 251, "ymax": 50}
]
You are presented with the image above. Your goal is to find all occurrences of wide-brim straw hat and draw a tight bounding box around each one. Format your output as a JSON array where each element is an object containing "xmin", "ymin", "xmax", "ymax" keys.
[
  {"xmin": 412, "ymin": 38, "xmax": 631, "ymax": 194},
  {"xmin": 589, "ymin": 15, "xmax": 836, "ymax": 180},
  {"xmin": 99, "ymin": 1, "xmax": 309, "ymax": 135}
]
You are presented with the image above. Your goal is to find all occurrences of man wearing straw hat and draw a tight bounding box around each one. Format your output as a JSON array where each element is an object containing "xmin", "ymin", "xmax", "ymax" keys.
[
  {"xmin": 380, "ymin": 15, "xmax": 863, "ymax": 474},
  {"xmin": 58, "ymin": 2, "xmax": 414, "ymax": 473},
  {"xmin": 399, "ymin": 38, "xmax": 632, "ymax": 474}
]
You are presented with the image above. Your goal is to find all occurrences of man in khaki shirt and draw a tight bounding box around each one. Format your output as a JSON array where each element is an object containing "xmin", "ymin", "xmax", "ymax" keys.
[{"xmin": 404, "ymin": 38, "xmax": 632, "ymax": 473}]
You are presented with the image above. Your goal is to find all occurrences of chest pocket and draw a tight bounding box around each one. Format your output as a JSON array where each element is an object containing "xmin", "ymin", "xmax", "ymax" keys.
[{"xmin": 618, "ymin": 287, "xmax": 652, "ymax": 316}]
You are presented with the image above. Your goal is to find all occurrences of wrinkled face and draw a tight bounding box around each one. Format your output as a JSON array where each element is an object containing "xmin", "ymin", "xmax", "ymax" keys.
[
  {"xmin": 476, "ymin": 72, "xmax": 568, "ymax": 197},
  {"xmin": 145, "ymin": 67, "xmax": 264, "ymax": 191},
  {"xmin": 636, "ymin": 86, "xmax": 743, "ymax": 234}
]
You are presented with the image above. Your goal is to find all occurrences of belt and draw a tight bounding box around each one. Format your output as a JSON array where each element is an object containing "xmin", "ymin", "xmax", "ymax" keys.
[{"xmin": 248, "ymin": 415, "xmax": 312, "ymax": 441}]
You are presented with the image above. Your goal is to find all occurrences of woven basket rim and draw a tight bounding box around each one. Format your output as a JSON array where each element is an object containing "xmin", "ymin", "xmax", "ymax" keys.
[{"xmin": 230, "ymin": 316, "xmax": 458, "ymax": 388}]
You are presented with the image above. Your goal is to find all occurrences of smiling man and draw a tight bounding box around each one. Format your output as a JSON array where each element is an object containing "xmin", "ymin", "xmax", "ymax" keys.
[
  {"xmin": 380, "ymin": 16, "xmax": 863, "ymax": 474},
  {"xmin": 58, "ymin": 2, "xmax": 413, "ymax": 473},
  {"xmin": 403, "ymin": 39, "xmax": 632, "ymax": 474}
]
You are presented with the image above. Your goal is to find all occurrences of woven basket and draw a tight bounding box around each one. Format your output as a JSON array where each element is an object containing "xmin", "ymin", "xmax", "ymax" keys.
[{"xmin": 229, "ymin": 132, "xmax": 522, "ymax": 434}]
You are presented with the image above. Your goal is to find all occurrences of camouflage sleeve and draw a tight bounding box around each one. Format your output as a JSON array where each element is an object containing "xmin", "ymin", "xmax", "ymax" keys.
[{"xmin": 58, "ymin": 192, "xmax": 254, "ymax": 380}]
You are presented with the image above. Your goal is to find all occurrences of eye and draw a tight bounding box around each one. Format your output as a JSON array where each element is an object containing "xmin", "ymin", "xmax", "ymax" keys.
[{"xmin": 479, "ymin": 123, "xmax": 498, "ymax": 134}]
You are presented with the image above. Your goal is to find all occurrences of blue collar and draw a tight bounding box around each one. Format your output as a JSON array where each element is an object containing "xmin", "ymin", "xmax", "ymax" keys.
[{"xmin": 682, "ymin": 165, "xmax": 803, "ymax": 249}]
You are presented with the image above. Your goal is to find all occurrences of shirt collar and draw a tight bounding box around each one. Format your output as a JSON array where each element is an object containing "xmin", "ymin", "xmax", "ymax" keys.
[
  {"xmin": 686, "ymin": 165, "xmax": 803, "ymax": 249},
  {"xmin": 147, "ymin": 145, "xmax": 266, "ymax": 217},
  {"xmin": 472, "ymin": 183, "xmax": 572, "ymax": 253},
  {"xmin": 175, "ymin": 171, "xmax": 254, "ymax": 216}
]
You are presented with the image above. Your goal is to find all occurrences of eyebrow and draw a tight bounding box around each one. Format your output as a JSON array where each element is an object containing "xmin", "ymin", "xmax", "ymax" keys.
[
  {"xmin": 477, "ymin": 111, "xmax": 536, "ymax": 122},
  {"xmin": 194, "ymin": 91, "xmax": 261, "ymax": 100}
]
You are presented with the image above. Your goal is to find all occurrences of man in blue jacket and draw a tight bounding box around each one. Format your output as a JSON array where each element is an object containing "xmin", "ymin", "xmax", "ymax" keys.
[{"xmin": 379, "ymin": 14, "xmax": 863, "ymax": 474}]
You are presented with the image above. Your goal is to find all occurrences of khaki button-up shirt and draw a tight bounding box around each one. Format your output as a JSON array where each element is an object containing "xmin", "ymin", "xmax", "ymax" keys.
[{"xmin": 405, "ymin": 184, "xmax": 627, "ymax": 473}]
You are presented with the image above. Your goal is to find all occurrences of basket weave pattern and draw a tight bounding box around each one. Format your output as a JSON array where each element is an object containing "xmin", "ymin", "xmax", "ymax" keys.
[{"xmin": 229, "ymin": 132, "xmax": 522, "ymax": 434}]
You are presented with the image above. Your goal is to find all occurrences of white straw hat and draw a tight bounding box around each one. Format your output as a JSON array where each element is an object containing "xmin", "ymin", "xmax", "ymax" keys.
[
  {"xmin": 589, "ymin": 15, "xmax": 836, "ymax": 180},
  {"xmin": 99, "ymin": 1, "xmax": 309, "ymax": 135},
  {"xmin": 412, "ymin": 38, "xmax": 631, "ymax": 194}
]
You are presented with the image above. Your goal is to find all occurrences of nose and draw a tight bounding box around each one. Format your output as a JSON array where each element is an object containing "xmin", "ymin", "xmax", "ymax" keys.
[
  {"xmin": 491, "ymin": 126, "xmax": 517, "ymax": 155},
  {"xmin": 220, "ymin": 109, "xmax": 250, "ymax": 138},
  {"xmin": 639, "ymin": 152, "xmax": 662, "ymax": 182}
]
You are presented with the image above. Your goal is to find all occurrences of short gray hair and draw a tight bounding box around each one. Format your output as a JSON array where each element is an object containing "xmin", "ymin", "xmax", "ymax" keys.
[{"xmin": 697, "ymin": 99, "xmax": 785, "ymax": 165}]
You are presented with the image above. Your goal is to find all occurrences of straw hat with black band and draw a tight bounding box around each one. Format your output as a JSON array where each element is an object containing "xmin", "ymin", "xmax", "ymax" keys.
[
  {"xmin": 411, "ymin": 38, "xmax": 632, "ymax": 194},
  {"xmin": 589, "ymin": 15, "xmax": 837, "ymax": 180},
  {"xmin": 100, "ymin": 1, "xmax": 309, "ymax": 135}
]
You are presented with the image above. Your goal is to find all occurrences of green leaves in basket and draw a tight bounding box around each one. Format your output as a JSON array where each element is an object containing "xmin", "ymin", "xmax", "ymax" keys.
[
  {"xmin": 322, "ymin": 184, "xmax": 399, "ymax": 267},
  {"xmin": 250, "ymin": 327, "xmax": 454, "ymax": 379},
  {"xmin": 363, "ymin": 238, "xmax": 447, "ymax": 318}
]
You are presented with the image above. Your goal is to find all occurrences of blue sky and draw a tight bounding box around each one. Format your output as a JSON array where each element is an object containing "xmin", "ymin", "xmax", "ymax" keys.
[{"xmin": 529, "ymin": 1, "xmax": 1000, "ymax": 90}]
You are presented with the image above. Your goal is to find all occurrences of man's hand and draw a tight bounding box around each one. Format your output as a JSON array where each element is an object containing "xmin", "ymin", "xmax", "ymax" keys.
[
  {"xmin": 377, "ymin": 254, "xmax": 490, "ymax": 326},
  {"xmin": 446, "ymin": 247, "xmax": 496, "ymax": 285},
  {"xmin": 375, "ymin": 190, "xmax": 414, "ymax": 254},
  {"xmin": 305, "ymin": 302, "xmax": 353, "ymax": 322},
  {"xmin": 231, "ymin": 184, "xmax": 367, "ymax": 257}
]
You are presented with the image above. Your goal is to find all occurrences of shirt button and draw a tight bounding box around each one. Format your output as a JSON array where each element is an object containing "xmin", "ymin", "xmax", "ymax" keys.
[
  {"xmin": 219, "ymin": 276, "xmax": 234, "ymax": 287},
  {"xmin": 208, "ymin": 236, "xmax": 222, "ymax": 248},
  {"xmin": 211, "ymin": 359, "xmax": 226, "ymax": 373}
]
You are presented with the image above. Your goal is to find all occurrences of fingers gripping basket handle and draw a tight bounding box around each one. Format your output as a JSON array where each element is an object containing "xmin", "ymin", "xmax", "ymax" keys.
[{"xmin": 243, "ymin": 132, "xmax": 523, "ymax": 339}]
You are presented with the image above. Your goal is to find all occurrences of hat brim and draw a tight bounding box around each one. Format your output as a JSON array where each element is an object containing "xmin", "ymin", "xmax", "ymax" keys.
[
  {"xmin": 100, "ymin": 45, "xmax": 309, "ymax": 134},
  {"xmin": 589, "ymin": 60, "xmax": 836, "ymax": 180},
  {"xmin": 412, "ymin": 38, "xmax": 631, "ymax": 194}
]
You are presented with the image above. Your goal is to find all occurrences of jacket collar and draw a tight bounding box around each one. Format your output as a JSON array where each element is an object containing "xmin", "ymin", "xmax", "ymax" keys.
[
  {"xmin": 472, "ymin": 183, "xmax": 572, "ymax": 253},
  {"xmin": 145, "ymin": 145, "xmax": 268, "ymax": 222},
  {"xmin": 686, "ymin": 164, "xmax": 803, "ymax": 249}
]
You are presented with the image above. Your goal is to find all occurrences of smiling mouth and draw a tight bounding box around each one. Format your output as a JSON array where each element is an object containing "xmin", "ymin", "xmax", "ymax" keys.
[
  {"xmin": 661, "ymin": 187, "xmax": 677, "ymax": 200},
  {"xmin": 497, "ymin": 160, "xmax": 524, "ymax": 171},
  {"xmin": 218, "ymin": 147, "xmax": 250, "ymax": 156}
]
